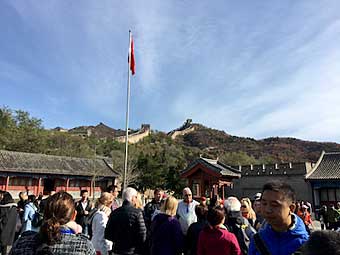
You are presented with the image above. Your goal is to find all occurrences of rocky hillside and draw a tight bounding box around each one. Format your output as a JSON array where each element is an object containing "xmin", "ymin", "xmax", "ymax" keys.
[{"xmin": 174, "ymin": 124, "xmax": 340, "ymax": 162}]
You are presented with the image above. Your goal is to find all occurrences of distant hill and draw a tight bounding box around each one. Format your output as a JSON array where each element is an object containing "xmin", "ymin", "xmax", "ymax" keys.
[
  {"xmin": 173, "ymin": 123, "xmax": 340, "ymax": 162},
  {"xmin": 59, "ymin": 120, "xmax": 340, "ymax": 163}
]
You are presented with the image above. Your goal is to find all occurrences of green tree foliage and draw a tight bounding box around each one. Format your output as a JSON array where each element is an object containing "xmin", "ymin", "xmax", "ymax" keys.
[
  {"xmin": 0, "ymin": 107, "xmax": 16, "ymax": 149},
  {"xmin": 0, "ymin": 107, "xmax": 47, "ymax": 152}
]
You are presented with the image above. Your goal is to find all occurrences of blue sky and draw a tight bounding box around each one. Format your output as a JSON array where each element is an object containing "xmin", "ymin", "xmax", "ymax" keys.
[{"xmin": 1, "ymin": 1, "xmax": 340, "ymax": 142}]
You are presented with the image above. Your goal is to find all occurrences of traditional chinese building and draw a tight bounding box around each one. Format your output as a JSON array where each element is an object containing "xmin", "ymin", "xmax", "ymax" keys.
[
  {"xmin": 306, "ymin": 151, "xmax": 340, "ymax": 207},
  {"xmin": 182, "ymin": 157, "xmax": 315, "ymax": 203},
  {"xmin": 0, "ymin": 150, "xmax": 118, "ymax": 199},
  {"xmin": 180, "ymin": 157, "xmax": 241, "ymax": 199}
]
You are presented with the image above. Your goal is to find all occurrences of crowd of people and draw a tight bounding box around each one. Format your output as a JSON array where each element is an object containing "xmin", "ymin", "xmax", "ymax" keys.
[{"xmin": 1, "ymin": 181, "xmax": 340, "ymax": 254}]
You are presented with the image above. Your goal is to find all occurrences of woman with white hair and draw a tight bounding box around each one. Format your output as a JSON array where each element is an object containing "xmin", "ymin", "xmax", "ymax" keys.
[{"xmin": 91, "ymin": 192, "xmax": 114, "ymax": 255}]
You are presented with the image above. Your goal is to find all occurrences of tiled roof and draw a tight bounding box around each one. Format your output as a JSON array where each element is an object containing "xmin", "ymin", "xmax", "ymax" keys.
[
  {"xmin": 306, "ymin": 151, "xmax": 340, "ymax": 180},
  {"xmin": 0, "ymin": 150, "xmax": 117, "ymax": 178},
  {"xmin": 183, "ymin": 157, "xmax": 241, "ymax": 178}
]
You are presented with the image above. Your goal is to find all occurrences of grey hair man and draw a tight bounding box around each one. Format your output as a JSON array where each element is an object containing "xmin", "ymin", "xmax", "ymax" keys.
[
  {"xmin": 224, "ymin": 196, "xmax": 256, "ymax": 255},
  {"xmin": 176, "ymin": 187, "xmax": 199, "ymax": 235},
  {"xmin": 105, "ymin": 187, "xmax": 146, "ymax": 255}
]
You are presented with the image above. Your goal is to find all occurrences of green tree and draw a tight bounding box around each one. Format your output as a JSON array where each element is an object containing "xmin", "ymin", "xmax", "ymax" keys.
[{"xmin": 0, "ymin": 107, "xmax": 16, "ymax": 149}]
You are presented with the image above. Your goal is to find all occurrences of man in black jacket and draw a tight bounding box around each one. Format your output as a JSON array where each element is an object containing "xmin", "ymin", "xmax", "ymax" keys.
[
  {"xmin": 75, "ymin": 189, "xmax": 93, "ymax": 235},
  {"xmin": 105, "ymin": 187, "xmax": 146, "ymax": 255},
  {"xmin": 144, "ymin": 188, "xmax": 163, "ymax": 231}
]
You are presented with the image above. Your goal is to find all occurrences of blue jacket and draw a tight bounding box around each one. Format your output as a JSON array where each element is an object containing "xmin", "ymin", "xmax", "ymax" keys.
[
  {"xmin": 21, "ymin": 202, "xmax": 39, "ymax": 233},
  {"xmin": 248, "ymin": 214, "xmax": 309, "ymax": 255}
]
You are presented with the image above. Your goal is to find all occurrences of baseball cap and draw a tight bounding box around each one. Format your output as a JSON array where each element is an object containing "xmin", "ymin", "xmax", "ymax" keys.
[{"xmin": 254, "ymin": 192, "xmax": 262, "ymax": 201}]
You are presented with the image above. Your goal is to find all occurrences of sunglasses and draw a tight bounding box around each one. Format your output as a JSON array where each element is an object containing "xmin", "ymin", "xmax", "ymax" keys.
[{"xmin": 184, "ymin": 194, "xmax": 192, "ymax": 197}]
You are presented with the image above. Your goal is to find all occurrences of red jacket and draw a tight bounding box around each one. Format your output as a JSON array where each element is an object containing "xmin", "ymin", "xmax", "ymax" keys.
[{"xmin": 197, "ymin": 225, "xmax": 241, "ymax": 255}]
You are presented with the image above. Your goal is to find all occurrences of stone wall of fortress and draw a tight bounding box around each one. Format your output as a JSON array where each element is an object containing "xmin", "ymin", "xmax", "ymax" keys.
[
  {"xmin": 231, "ymin": 162, "xmax": 314, "ymax": 202},
  {"xmin": 169, "ymin": 126, "xmax": 196, "ymax": 139},
  {"xmin": 115, "ymin": 125, "xmax": 151, "ymax": 144}
]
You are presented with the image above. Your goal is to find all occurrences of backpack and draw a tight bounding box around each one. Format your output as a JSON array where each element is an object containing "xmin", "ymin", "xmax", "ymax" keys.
[
  {"xmin": 227, "ymin": 216, "xmax": 257, "ymax": 255},
  {"xmin": 86, "ymin": 208, "xmax": 98, "ymax": 239},
  {"xmin": 31, "ymin": 211, "xmax": 44, "ymax": 228}
]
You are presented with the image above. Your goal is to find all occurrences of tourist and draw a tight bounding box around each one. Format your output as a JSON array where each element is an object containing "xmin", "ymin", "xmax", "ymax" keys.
[
  {"xmin": 224, "ymin": 196, "xmax": 256, "ymax": 255},
  {"xmin": 326, "ymin": 204, "xmax": 340, "ymax": 230},
  {"xmin": 240, "ymin": 197, "xmax": 256, "ymax": 227},
  {"xmin": 0, "ymin": 192, "xmax": 18, "ymax": 255},
  {"xmin": 252, "ymin": 197, "xmax": 264, "ymax": 231},
  {"xmin": 105, "ymin": 187, "xmax": 146, "ymax": 255},
  {"xmin": 297, "ymin": 204, "xmax": 313, "ymax": 234},
  {"xmin": 197, "ymin": 206, "xmax": 241, "ymax": 255},
  {"xmin": 150, "ymin": 196, "xmax": 184, "ymax": 255},
  {"xmin": 301, "ymin": 230, "xmax": 340, "ymax": 255},
  {"xmin": 186, "ymin": 204, "xmax": 208, "ymax": 255},
  {"xmin": 16, "ymin": 191, "xmax": 28, "ymax": 237},
  {"xmin": 10, "ymin": 191, "xmax": 95, "ymax": 255},
  {"xmin": 91, "ymin": 192, "xmax": 113, "ymax": 255},
  {"xmin": 177, "ymin": 187, "xmax": 200, "ymax": 235},
  {"xmin": 21, "ymin": 195, "xmax": 39, "ymax": 233},
  {"xmin": 135, "ymin": 192, "xmax": 144, "ymax": 210},
  {"xmin": 75, "ymin": 189, "xmax": 93, "ymax": 235},
  {"xmin": 144, "ymin": 188, "xmax": 163, "ymax": 231},
  {"xmin": 106, "ymin": 185, "xmax": 121, "ymax": 211},
  {"xmin": 317, "ymin": 205, "xmax": 328, "ymax": 230},
  {"xmin": 248, "ymin": 180, "xmax": 309, "ymax": 255}
]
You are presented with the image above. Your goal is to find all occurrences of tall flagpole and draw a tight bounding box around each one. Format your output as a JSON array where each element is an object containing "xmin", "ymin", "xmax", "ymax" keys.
[{"xmin": 123, "ymin": 30, "xmax": 132, "ymax": 192}]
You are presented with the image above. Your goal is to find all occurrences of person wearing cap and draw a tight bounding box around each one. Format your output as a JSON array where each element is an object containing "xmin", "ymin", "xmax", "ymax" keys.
[
  {"xmin": 248, "ymin": 180, "xmax": 309, "ymax": 255},
  {"xmin": 253, "ymin": 195, "xmax": 264, "ymax": 231},
  {"xmin": 224, "ymin": 196, "xmax": 256, "ymax": 255},
  {"xmin": 176, "ymin": 187, "xmax": 199, "ymax": 235},
  {"xmin": 297, "ymin": 204, "xmax": 314, "ymax": 234}
]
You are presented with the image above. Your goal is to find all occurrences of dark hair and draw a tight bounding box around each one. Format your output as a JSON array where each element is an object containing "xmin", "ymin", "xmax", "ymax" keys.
[
  {"xmin": 262, "ymin": 180, "xmax": 296, "ymax": 202},
  {"xmin": 1, "ymin": 192, "xmax": 14, "ymax": 204},
  {"xmin": 106, "ymin": 185, "xmax": 118, "ymax": 193},
  {"xmin": 28, "ymin": 194, "xmax": 36, "ymax": 202},
  {"xmin": 80, "ymin": 189, "xmax": 88, "ymax": 195},
  {"xmin": 195, "ymin": 204, "xmax": 208, "ymax": 221},
  {"xmin": 302, "ymin": 230, "xmax": 340, "ymax": 255},
  {"xmin": 154, "ymin": 188, "xmax": 162, "ymax": 194},
  {"xmin": 39, "ymin": 191, "xmax": 75, "ymax": 245},
  {"xmin": 207, "ymin": 206, "xmax": 225, "ymax": 226}
]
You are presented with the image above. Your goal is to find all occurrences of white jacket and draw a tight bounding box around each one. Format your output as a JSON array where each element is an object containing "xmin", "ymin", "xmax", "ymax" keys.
[{"xmin": 91, "ymin": 210, "xmax": 113, "ymax": 255}]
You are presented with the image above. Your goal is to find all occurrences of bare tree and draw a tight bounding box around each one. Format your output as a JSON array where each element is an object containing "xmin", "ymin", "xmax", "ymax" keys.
[{"xmin": 111, "ymin": 150, "xmax": 140, "ymax": 187}]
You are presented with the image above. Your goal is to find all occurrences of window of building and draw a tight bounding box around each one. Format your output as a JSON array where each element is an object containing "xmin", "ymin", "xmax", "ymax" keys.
[
  {"xmin": 320, "ymin": 189, "xmax": 328, "ymax": 202},
  {"xmin": 9, "ymin": 177, "xmax": 33, "ymax": 186},
  {"xmin": 192, "ymin": 181, "xmax": 200, "ymax": 197},
  {"xmin": 328, "ymin": 189, "xmax": 336, "ymax": 201},
  {"xmin": 336, "ymin": 189, "xmax": 340, "ymax": 201}
]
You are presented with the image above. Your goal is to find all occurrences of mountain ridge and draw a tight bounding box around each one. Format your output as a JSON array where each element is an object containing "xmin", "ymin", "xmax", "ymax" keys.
[{"xmin": 58, "ymin": 120, "xmax": 340, "ymax": 163}]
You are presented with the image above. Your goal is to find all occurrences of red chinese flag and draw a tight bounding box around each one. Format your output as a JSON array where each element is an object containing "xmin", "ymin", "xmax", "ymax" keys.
[{"xmin": 129, "ymin": 36, "xmax": 135, "ymax": 75}]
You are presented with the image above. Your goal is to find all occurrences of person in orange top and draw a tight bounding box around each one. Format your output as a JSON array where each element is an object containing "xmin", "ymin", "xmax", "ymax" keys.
[{"xmin": 297, "ymin": 204, "xmax": 313, "ymax": 233}]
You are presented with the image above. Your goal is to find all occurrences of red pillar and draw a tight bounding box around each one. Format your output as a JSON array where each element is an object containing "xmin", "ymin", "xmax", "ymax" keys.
[
  {"xmin": 5, "ymin": 176, "xmax": 9, "ymax": 191},
  {"xmin": 37, "ymin": 177, "xmax": 42, "ymax": 195},
  {"xmin": 65, "ymin": 178, "xmax": 69, "ymax": 192}
]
